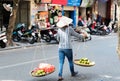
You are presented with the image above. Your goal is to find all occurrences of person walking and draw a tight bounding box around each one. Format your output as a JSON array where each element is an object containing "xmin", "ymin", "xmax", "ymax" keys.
[{"xmin": 56, "ymin": 16, "xmax": 87, "ymax": 81}]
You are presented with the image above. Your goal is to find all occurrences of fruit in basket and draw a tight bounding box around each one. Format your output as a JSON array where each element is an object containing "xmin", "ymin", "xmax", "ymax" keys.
[
  {"xmin": 32, "ymin": 63, "xmax": 55, "ymax": 76},
  {"xmin": 35, "ymin": 69, "xmax": 46, "ymax": 76},
  {"xmin": 74, "ymin": 58, "xmax": 95, "ymax": 67},
  {"xmin": 79, "ymin": 58, "xmax": 91, "ymax": 65},
  {"xmin": 38, "ymin": 63, "xmax": 55, "ymax": 73},
  {"xmin": 32, "ymin": 69, "xmax": 46, "ymax": 76},
  {"xmin": 44, "ymin": 65, "xmax": 55, "ymax": 73}
]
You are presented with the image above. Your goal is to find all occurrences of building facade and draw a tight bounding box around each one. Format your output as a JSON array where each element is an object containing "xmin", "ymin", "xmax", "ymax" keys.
[
  {"xmin": 0, "ymin": 0, "xmax": 30, "ymax": 30},
  {"xmin": 0, "ymin": 0, "xmax": 119, "ymax": 31}
]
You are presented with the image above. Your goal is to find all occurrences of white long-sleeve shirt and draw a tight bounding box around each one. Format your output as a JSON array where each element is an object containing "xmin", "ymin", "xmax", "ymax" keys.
[{"xmin": 57, "ymin": 26, "xmax": 83, "ymax": 49}]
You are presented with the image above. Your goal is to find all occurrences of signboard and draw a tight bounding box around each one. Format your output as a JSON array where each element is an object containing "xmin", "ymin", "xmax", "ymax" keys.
[
  {"xmin": 36, "ymin": 4, "xmax": 47, "ymax": 11},
  {"xmin": 52, "ymin": 0, "xmax": 67, "ymax": 5},
  {"xmin": 41, "ymin": 0, "xmax": 51, "ymax": 3},
  {"xmin": 67, "ymin": 0, "xmax": 81, "ymax": 6},
  {"xmin": 80, "ymin": 0, "xmax": 89, "ymax": 7}
]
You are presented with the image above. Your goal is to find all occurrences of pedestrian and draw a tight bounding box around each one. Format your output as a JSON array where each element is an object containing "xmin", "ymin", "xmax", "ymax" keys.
[
  {"xmin": 78, "ymin": 16, "xmax": 84, "ymax": 27},
  {"xmin": 96, "ymin": 13, "xmax": 102, "ymax": 25},
  {"xmin": 56, "ymin": 16, "xmax": 87, "ymax": 81}
]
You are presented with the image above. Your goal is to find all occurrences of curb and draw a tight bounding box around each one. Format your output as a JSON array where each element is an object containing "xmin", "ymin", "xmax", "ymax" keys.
[
  {"xmin": 0, "ymin": 40, "xmax": 59, "ymax": 51},
  {"xmin": 0, "ymin": 46, "xmax": 22, "ymax": 51},
  {"xmin": 0, "ymin": 42, "xmax": 47, "ymax": 51}
]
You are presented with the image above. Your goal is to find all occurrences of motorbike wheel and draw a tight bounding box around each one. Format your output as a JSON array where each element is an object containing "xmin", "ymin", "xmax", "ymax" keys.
[
  {"xmin": 28, "ymin": 36, "xmax": 35, "ymax": 44},
  {"xmin": 101, "ymin": 30, "xmax": 107, "ymax": 35},
  {"xmin": 12, "ymin": 35, "xmax": 21, "ymax": 42},
  {"xmin": 0, "ymin": 40, "xmax": 6, "ymax": 48},
  {"xmin": 88, "ymin": 35, "xmax": 92, "ymax": 40},
  {"xmin": 42, "ymin": 34, "xmax": 51, "ymax": 42},
  {"xmin": 81, "ymin": 37, "xmax": 86, "ymax": 42}
]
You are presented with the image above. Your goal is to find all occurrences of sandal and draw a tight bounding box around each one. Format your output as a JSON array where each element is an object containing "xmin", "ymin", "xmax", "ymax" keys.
[
  {"xmin": 71, "ymin": 71, "xmax": 78, "ymax": 77},
  {"xmin": 58, "ymin": 77, "xmax": 64, "ymax": 81}
]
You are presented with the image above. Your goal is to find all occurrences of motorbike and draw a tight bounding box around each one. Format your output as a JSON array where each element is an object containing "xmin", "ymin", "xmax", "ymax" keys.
[
  {"xmin": 75, "ymin": 27, "xmax": 92, "ymax": 42},
  {"xmin": 88, "ymin": 22, "xmax": 111, "ymax": 35},
  {"xmin": 40, "ymin": 25, "xmax": 58, "ymax": 43},
  {"xmin": 97, "ymin": 24, "xmax": 111, "ymax": 35},
  {"xmin": 31, "ymin": 24, "xmax": 41, "ymax": 42},
  {"xmin": 12, "ymin": 23, "xmax": 35, "ymax": 44},
  {"xmin": 0, "ymin": 31, "xmax": 7, "ymax": 48},
  {"xmin": 70, "ymin": 23, "xmax": 92, "ymax": 42}
]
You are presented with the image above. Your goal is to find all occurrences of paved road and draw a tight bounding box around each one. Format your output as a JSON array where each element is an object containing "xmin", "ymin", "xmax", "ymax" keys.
[{"xmin": 0, "ymin": 33, "xmax": 120, "ymax": 81}]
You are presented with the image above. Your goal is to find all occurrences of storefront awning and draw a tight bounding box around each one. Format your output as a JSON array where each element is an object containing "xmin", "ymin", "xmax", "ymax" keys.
[
  {"xmin": 67, "ymin": 0, "xmax": 82, "ymax": 6},
  {"xmin": 87, "ymin": 0, "xmax": 95, "ymax": 7},
  {"xmin": 80, "ymin": 0, "xmax": 89, "ymax": 7},
  {"xmin": 80, "ymin": 0, "xmax": 95, "ymax": 7},
  {"xmin": 52, "ymin": 0, "xmax": 67, "ymax": 5}
]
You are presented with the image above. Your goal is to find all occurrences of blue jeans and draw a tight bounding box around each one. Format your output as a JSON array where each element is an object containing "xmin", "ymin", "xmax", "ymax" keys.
[{"xmin": 58, "ymin": 49, "xmax": 75, "ymax": 77}]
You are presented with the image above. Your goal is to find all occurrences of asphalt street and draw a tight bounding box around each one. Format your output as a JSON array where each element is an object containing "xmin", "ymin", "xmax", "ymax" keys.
[{"xmin": 0, "ymin": 33, "xmax": 120, "ymax": 81}]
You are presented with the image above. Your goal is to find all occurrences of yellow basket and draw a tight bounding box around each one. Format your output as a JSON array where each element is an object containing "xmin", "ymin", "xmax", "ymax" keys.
[
  {"xmin": 74, "ymin": 59, "xmax": 95, "ymax": 67},
  {"xmin": 31, "ymin": 69, "xmax": 55, "ymax": 77}
]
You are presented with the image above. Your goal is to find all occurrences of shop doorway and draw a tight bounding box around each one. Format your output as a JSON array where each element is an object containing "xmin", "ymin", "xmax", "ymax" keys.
[
  {"xmin": 0, "ymin": 1, "xmax": 30, "ymax": 31},
  {"xmin": 16, "ymin": 1, "xmax": 30, "ymax": 28},
  {"xmin": 0, "ymin": 1, "xmax": 13, "ymax": 31},
  {"xmin": 64, "ymin": 11, "xmax": 77, "ymax": 27},
  {"xmin": 86, "ymin": 7, "xmax": 92, "ymax": 20},
  {"xmin": 64, "ymin": 11, "xmax": 73, "ymax": 19},
  {"xmin": 0, "ymin": 4, "xmax": 3, "ymax": 31},
  {"xmin": 64, "ymin": 11, "xmax": 75, "ymax": 26}
]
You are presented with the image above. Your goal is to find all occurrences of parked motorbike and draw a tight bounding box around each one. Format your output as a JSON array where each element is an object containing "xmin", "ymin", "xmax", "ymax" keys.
[
  {"xmin": 75, "ymin": 27, "xmax": 92, "ymax": 42},
  {"xmin": 70, "ymin": 23, "xmax": 92, "ymax": 42},
  {"xmin": 0, "ymin": 31, "xmax": 7, "ymax": 48},
  {"xmin": 12, "ymin": 23, "xmax": 35, "ymax": 44},
  {"xmin": 97, "ymin": 25, "xmax": 111, "ymax": 35},
  {"xmin": 88, "ymin": 22, "xmax": 111, "ymax": 35},
  {"xmin": 31, "ymin": 24, "xmax": 41, "ymax": 42},
  {"xmin": 40, "ymin": 25, "xmax": 58, "ymax": 43}
]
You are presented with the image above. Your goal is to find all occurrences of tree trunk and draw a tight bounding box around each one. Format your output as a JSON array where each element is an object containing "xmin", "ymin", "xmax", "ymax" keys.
[{"xmin": 6, "ymin": 0, "xmax": 20, "ymax": 46}]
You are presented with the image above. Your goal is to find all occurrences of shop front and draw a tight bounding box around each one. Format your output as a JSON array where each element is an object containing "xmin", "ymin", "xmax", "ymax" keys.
[
  {"xmin": 52, "ymin": 0, "xmax": 81, "ymax": 27},
  {"xmin": 98, "ymin": 0, "xmax": 108, "ymax": 22},
  {"xmin": 63, "ymin": 6, "xmax": 78, "ymax": 27},
  {"xmin": 31, "ymin": 0, "xmax": 63, "ymax": 28},
  {"xmin": 0, "ymin": 0, "xmax": 13, "ymax": 31},
  {"xmin": 0, "ymin": 0, "xmax": 30, "ymax": 30},
  {"xmin": 79, "ymin": 0, "xmax": 95, "ymax": 20},
  {"xmin": 65, "ymin": 0, "xmax": 81, "ymax": 27},
  {"xmin": 31, "ymin": 0, "xmax": 49, "ymax": 28},
  {"xmin": 93, "ymin": 0, "xmax": 111, "ymax": 25}
]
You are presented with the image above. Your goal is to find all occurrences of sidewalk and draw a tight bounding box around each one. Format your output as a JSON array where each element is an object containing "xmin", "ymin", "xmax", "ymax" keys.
[
  {"xmin": 0, "ymin": 32, "xmax": 117, "ymax": 51},
  {"xmin": 0, "ymin": 40, "xmax": 59, "ymax": 51},
  {"xmin": 0, "ymin": 41, "xmax": 46, "ymax": 51}
]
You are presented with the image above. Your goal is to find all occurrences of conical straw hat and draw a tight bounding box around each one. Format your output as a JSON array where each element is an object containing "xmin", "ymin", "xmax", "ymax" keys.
[{"xmin": 56, "ymin": 16, "xmax": 73, "ymax": 28}]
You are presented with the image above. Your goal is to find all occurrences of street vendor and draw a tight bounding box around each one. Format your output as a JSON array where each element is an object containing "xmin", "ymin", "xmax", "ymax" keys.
[{"xmin": 56, "ymin": 16, "xmax": 87, "ymax": 81}]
